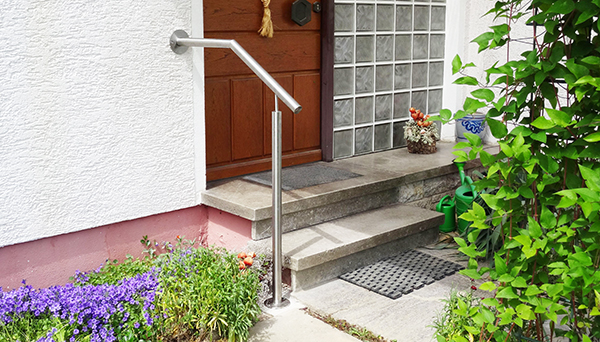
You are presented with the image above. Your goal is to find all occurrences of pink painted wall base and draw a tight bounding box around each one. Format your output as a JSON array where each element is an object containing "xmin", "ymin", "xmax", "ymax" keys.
[
  {"xmin": 205, "ymin": 207, "xmax": 252, "ymax": 250},
  {"xmin": 0, "ymin": 205, "xmax": 253, "ymax": 291}
]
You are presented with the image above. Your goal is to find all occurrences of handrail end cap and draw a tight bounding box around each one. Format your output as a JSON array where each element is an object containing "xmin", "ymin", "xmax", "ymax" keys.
[{"xmin": 170, "ymin": 30, "xmax": 190, "ymax": 54}]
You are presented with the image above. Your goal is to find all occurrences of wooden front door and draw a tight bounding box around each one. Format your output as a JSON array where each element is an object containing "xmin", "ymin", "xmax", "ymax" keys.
[{"xmin": 204, "ymin": 0, "xmax": 322, "ymax": 181}]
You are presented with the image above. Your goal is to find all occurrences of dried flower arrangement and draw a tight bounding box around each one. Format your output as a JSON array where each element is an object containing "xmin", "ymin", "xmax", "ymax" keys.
[{"xmin": 403, "ymin": 107, "xmax": 439, "ymax": 154}]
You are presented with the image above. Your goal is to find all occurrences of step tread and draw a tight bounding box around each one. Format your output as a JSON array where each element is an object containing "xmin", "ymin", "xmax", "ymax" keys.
[
  {"xmin": 282, "ymin": 204, "xmax": 444, "ymax": 271},
  {"xmin": 202, "ymin": 142, "xmax": 489, "ymax": 222}
]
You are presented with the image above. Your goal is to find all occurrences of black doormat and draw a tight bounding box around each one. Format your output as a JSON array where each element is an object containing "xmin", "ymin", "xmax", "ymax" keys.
[
  {"xmin": 243, "ymin": 163, "xmax": 362, "ymax": 191},
  {"xmin": 339, "ymin": 250, "xmax": 464, "ymax": 299}
]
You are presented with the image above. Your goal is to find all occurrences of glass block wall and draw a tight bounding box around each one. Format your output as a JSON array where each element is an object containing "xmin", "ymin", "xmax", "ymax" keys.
[{"xmin": 333, "ymin": 0, "xmax": 446, "ymax": 158}]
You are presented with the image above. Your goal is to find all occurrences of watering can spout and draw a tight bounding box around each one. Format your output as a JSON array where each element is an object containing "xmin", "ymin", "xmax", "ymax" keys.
[
  {"xmin": 453, "ymin": 159, "xmax": 478, "ymax": 233},
  {"xmin": 453, "ymin": 159, "xmax": 467, "ymax": 185},
  {"xmin": 453, "ymin": 159, "xmax": 476, "ymax": 195}
]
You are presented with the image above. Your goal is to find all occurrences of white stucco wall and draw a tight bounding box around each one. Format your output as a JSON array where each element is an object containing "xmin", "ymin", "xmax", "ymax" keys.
[
  {"xmin": 0, "ymin": 0, "xmax": 204, "ymax": 247},
  {"xmin": 442, "ymin": 0, "xmax": 531, "ymax": 142}
]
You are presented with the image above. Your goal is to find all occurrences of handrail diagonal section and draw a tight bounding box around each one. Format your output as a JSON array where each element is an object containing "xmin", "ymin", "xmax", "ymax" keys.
[{"xmin": 170, "ymin": 30, "xmax": 302, "ymax": 114}]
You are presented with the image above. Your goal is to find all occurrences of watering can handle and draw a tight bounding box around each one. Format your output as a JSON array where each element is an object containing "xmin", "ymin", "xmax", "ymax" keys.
[
  {"xmin": 436, "ymin": 195, "xmax": 452, "ymax": 212},
  {"xmin": 465, "ymin": 176, "xmax": 477, "ymax": 195}
]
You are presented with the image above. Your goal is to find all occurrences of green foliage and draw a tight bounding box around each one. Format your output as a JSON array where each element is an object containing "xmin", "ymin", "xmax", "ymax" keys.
[
  {"xmin": 431, "ymin": 288, "xmax": 512, "ymax": 342},
  {"xmin": 4, "ymin": 237, "xmax": 261, "ymax": 342},
  {"xmin": 97, "ymin": 240, "xmax": 260, "ymax": 342},
  {"xmin": 153, "ymin": 246, "xmax": 261, "ymax": 342},
  {"xmin": 433, "ymin": 0, "xmax": 600, "ymax": 341},
  {"xmin": 73, "ymin": 254, "xmax": 153, "ymax": 286},
  {"xmin": 0, "ymin": 315, "xmax": 70, "ymax": 342}
]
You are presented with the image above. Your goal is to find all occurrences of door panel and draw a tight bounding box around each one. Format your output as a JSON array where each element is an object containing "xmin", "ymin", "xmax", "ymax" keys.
[
  {"xmin": 205, "ymin": 79, "xmax": 231, "ymax": 165},
  {"xmin": 204, "ymin": 32, "xmax": 321, "ymax": 78},
  {"xmin": 204, "ymin": 0, "xmax": 320, "ymax": 33},
  {"xmin": 293, "ymin": 73, "xmax": 321, "ymax": 150},
  {"xmin": 204, "ymin": 0, "xmax": 322, "ymax": 181},
  {"xmin": 232, "ymin": 78, "xmax": 264, "ymax": 161}
]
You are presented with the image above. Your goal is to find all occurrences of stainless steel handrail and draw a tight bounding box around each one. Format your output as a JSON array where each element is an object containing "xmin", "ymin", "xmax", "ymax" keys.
[
  {"xmin": 169, "ymin": 30, "xmax": 302, "ymax": 114},
  {"xmin": 170, "ymin": 30, "xmax": 293, "ymax": 308}
]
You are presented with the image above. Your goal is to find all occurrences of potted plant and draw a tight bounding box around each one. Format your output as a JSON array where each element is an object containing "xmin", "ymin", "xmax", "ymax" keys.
[
  {"xmin": 455, "ymin": 112, "xmax": 487, "ymax": 142},
  {"xmin": 404, "ymin": 107, "xmax": 439, "ymax": 154}
]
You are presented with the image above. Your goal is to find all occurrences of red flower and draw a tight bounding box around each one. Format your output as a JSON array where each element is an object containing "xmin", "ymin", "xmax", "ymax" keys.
[{"xmin": 471, "ymin": 285, "xmax": 477, "ymax": 291}]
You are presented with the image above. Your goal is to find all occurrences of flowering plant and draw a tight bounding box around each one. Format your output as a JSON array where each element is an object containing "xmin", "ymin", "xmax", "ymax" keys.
[
  {"xmin": 0, "ymin": 271, "xmax": 159, "ymax": 342},
  {"xmin": 0, "ymin": 236, "xmax": 261, "ymax": 342},
  {"xmin": 403, "ymin": 107, "xmax": 439, "ymax": 145}
]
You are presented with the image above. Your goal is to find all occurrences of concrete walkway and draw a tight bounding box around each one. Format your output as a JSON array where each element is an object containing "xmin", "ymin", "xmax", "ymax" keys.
[
  {"xmin": 248, "ymin": 297, "xmax": 361, "ymax": 342},
  {"xmin": 249, "ymin": 246, "xmax": 482, "ymax": 342}
]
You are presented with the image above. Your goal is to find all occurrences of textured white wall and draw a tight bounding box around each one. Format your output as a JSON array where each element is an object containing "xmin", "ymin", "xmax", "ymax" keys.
[
  {"xmin": 0, "ymin": 0, "xmax": 203, "ymax": 247},
  {"xmin": 442, "ymin": 0, "xmax": 531, "ymax": 142}
]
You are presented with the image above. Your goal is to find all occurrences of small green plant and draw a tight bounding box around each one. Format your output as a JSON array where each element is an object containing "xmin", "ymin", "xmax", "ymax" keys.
[
  {"xmin": 432, "ymin": 285, "xmax": 488, "ymax": 342},
  {"xmin": 154, "ymin": 246, "xmax": 261, "ymax": 341},
  {"xmin": 404, "ymin": 107, "xmax": 439, "ymax": 147}
]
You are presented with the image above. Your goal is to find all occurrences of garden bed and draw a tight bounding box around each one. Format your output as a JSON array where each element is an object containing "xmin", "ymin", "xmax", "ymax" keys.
[{"xmin": 0, "ymin": 237, "xmax": 265, "ymax": 342}]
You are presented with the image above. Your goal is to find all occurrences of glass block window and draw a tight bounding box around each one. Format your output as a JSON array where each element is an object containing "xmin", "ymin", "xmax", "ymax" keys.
[{"xmin": 333, "ymin": 0, "xmax": 446, "ymax": 158}]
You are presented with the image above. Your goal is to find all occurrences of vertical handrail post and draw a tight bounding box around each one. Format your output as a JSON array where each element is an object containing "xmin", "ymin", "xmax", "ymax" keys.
[
  {"xmin": 170, "ymin": 31, "xmax": 296, "ymax": 308},
  {"xmin": 269, "ymin": 94, "xmax": 287, "ymax": 307}
]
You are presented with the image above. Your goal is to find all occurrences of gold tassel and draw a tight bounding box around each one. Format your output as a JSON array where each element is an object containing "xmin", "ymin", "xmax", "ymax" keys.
[{"xmin": 258, "ymin": 0, "xmax": 274, "ymax": 38}]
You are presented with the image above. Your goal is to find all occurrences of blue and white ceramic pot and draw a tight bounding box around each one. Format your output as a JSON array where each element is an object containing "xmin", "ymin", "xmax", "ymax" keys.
[{"xmin": 456, "ymin": 114, "xmax": 487, "ymax": 142}]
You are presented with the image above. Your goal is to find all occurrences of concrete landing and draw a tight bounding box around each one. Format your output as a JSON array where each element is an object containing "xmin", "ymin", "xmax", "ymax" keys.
[
  {"xmin": 291, "ymin": 248, "xmax": 478, "ymax": 342},
  {"xmin": 202, "ymin": 142, "xmax": 494, "ymax": 240},
  {"xmin": 247, "ymin": 247, "xmax": 482, "ymax": 342}
]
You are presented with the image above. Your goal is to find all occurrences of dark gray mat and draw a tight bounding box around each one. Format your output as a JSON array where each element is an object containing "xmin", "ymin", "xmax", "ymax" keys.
[
  {"xmin": 243, "ymin": 163, "xmax": 362, "ymax": 191},
  {"xmin": 339, "ymin": 250, "xmax": 464, "ymax": 299}
]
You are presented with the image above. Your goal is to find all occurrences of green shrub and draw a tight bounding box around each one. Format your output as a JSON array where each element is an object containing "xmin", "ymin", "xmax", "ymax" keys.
[{"xmin": 433, "ymin": 0, "xmax": 600, "ymax": 340}]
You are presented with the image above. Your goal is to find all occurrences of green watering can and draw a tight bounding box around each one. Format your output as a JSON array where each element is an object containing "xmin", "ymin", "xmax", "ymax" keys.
[
  {"xmin": 436, "ymin": 195, "xmax": 456, "ymax": 233},
  {"xmin": 436, "ymin": 160, "xmax": 479, "ymax": 234},
  {"xmin": 454, "ymin": 160, "xmax": 478, "ymax": 234}
]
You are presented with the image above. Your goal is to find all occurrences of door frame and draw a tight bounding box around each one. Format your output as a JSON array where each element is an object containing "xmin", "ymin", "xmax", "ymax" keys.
[{"xmin": 320, "ymin": 0, "xmax": 334, "ymax": 162}]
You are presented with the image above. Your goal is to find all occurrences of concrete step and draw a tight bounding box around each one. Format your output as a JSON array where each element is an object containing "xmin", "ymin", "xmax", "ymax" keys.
[
  {"xmin": 202, "ymin": 168, "xmax": 404, "ymax": 240},
  {"xmin": 250, "ymin": 203, "xmax": 444, "ymax": 290},
  {"xmin": 202, "ymin": 142, "xmax": 494, "ymax": 241}
]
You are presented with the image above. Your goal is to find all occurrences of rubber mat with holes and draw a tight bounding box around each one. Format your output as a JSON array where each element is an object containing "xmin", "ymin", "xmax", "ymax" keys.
[{"xmin": 339, "ymin": 250, "xmax": 464, "ymax": 299}]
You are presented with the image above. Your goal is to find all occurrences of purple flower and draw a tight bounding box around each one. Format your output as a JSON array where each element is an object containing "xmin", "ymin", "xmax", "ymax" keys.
[{"xmin": 0, "ymin": 270, "xmax": 160, "ymax": 341}]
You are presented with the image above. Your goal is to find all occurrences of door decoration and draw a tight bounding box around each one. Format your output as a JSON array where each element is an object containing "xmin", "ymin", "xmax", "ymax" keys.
[
  {"xmin": 258, "ymin": 0, "xmax": 274, "ymax": 38},
  {"xmin": 291, "ymin": 0, "xmax": 312, "ymax": 26}
]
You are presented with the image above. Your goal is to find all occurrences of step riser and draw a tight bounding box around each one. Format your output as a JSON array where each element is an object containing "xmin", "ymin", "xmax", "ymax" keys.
[
  {"xmin": 252, "ymin": 188, "xmax": 398, "ymax": 240},
  {"xmin": 251, "ymin": 170, "xmax": 467, "ymax": 240},
  {"xmin": 291, "ymin": 212, "xmax": 444, "ymax": 271},
  {"xmin": 291, "ymin": 227, "xmax": 438, "ymax": 291}
]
